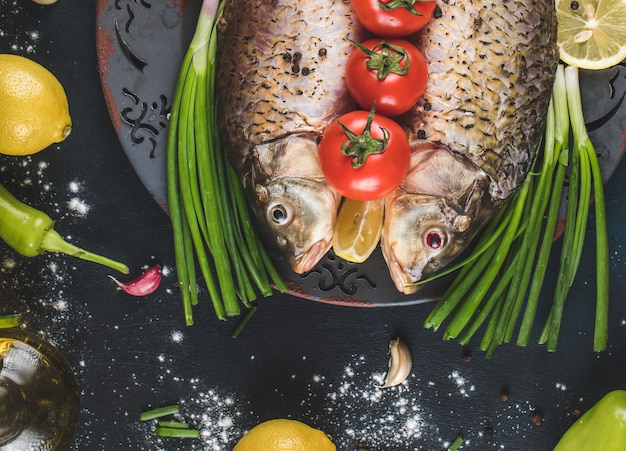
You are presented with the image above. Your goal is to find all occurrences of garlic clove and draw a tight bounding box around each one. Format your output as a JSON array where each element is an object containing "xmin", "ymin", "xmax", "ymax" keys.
[
  {"xmin": 381, "ymin": 337, "xmax": 412, "ymax": 388},
  {"xmin": 109, "ymin": 264, "xmax": 162, "ymax": 296}
]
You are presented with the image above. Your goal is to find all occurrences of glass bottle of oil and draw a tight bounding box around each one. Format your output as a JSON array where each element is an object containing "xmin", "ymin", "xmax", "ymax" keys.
[{"xmin": 0, "ymin": 326, "xmax": 80, "ymax": 450}]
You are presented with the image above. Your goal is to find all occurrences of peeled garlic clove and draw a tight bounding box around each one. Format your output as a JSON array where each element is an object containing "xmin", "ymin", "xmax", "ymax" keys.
[{"xmin": 381, "ymin": 338, "xmax": 412, "ymax": 388}]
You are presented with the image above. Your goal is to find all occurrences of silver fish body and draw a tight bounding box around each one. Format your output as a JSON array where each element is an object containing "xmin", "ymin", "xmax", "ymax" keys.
[
  {"xmin": 216, "ymin": 0, "xmax": 367, "ymax": 273},
  {"xmin": 382, "ymin": 0, "xmax": 559, "ymax": 294}
]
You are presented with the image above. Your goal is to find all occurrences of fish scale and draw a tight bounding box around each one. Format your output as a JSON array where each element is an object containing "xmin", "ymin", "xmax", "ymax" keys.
[
  {"xmin": 216, "ymin": 0, "xmax": 367, "ymax": 274},
  {"xmin": 216, "ymin": 0, "xmax": 559, "ymax": 291},
  {"xmin": 217, "ymin": 0, "xmax": 365, "ymax": 153},
  {"xmin": 383, "ymin": 0, "xmax": 559, "ymax": 293},
  {"xmin": 407, "ymin": 0, "xmax": 558, "ymax": 199}
]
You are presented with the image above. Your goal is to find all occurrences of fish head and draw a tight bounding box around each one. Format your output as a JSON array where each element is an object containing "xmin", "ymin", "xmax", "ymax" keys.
[
  {"xmin": 244, "ymin": 135, "xmax": 342, "ymax": 274},
  {"xmin": 254, "ymin": 177, "xmax": 340, "ymax": 274},
  {"xmin": 381, "ymin": 145, "xmax": 494, "ymax": 294}
]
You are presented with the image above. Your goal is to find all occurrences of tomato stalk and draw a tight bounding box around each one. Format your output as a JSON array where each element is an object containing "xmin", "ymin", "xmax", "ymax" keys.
[
  {"xmin": 378, "ymin": 0, "xmax": 428, "ymax": 16},
  {"xmin": 350, "ymin": 40, "xmax": 410, "ymax": 80},
  {"xmin": 319, "ymin": 108, "xmax": 411, "ymax": 201},
  {"xmin": 338, "ymin": 105, "xmax": 390, "ymax": 168}
]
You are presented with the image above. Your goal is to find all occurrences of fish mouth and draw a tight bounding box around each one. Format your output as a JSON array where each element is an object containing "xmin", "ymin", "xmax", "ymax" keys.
[
  {"xmin": 383, "ymin": 242, "xmax": 423, "ymax": 295},
  {"xmin": 291, "ymin": 239, "xmax": 330, "ymax": 274}
]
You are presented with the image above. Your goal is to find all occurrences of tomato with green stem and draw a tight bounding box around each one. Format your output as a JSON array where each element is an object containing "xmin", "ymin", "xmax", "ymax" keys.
[
  {"xmin": 318, "ymin": 107, "xmax": 411, "ymax": 201},
  {"xmin": 346, "ymin": 38, "xmax": 428, "ymax": 117},
  {"xmin": 351, "ymin": 0, "xmax": 437, "ymax": 38}
]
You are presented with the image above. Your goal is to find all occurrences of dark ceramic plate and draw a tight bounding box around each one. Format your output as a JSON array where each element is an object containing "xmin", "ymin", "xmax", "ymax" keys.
[{"xmin": 95, "ymin": 0, "xmax": 626, "ymax": 306}]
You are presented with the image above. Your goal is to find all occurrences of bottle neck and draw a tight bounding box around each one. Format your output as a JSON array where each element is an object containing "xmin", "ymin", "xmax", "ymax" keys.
[{"xmin": 0, "ymin": 374, "xmax": 29, "ymax": 446}]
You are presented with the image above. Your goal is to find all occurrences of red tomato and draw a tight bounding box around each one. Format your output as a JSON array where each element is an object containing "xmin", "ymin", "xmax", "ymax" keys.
[
  {"xmin": 351, "ymin": 0, "xmax": 437, "ymax": 38},
  {"xmin": 346, "ymin": 38, "xmax": 428, "ymax": 117},
  {"xmin": 318, "ymin": 108, "xmax": 410, "ymax": 201}
]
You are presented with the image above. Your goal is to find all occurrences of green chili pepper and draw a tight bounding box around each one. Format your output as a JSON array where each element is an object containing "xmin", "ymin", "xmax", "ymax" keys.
[
  {"xmin": 554, "ymin": 390, "xmax": 626, "ymax": 450},
  {"xmin": 0, "ymin": 183, "xmax": 128, "ymax": 273},
  {"xmin": 0, "ymin": 314, "xmax": 19, "ymax": 329}
]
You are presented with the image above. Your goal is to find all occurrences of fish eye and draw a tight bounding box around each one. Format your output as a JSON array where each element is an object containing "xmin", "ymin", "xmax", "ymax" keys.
[
  {"xmin": 269, "ymin": 204, "xmax": 289, "ymax": 225},
  {"xmin": 425, "ymin": 229, "xmax": 446, "ymax": 250}
]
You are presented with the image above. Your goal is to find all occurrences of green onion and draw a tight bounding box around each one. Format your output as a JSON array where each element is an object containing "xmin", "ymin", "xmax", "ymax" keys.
[
  {"xmin": 423, "ymin": 64, "xmax": 610, "ymax": 356},
  {"xmin": 158, "ymin": 421, "xmax": 190, "ymax": 429},
  {"xmin": 141, "ymin": 403, "xmax": 202, "ymax": 439},
  {"xmin": 447, "ymin": 433, "xmax": 464, "ymax": 451},
  {"xmin": 0, "ymin": 314, "xmax": 19, "ymax": 329},
  {"xmin": 232, "ymin": 305, "xmax": 258, "ymax": 338},
  {"xmin": 154, "ymin": 427, "xmax": 201, "ymax": 438},
  {"xmin": 139, "ymin": 405, "xmax": 180, "ymax": 422},
  {"xmin": 167, "ymin": 0, "xmax": 287, "ymax": 326}
]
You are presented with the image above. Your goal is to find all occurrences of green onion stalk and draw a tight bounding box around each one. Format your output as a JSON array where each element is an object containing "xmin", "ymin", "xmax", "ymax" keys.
[
  {"xmin": 422, "ymin": 64, "xmax": 609, "ymax": 356},
  {"xmin": 167, "ymin": 0, "xmax": 287, "ymax": 326}
]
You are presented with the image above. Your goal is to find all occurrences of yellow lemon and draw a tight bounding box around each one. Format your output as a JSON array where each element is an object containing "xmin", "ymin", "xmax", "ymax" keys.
[
  {"xmin": 234, "ymin": 419, "xmax": 336, "ymax": 451},
  {"xmin": 0, "ymin": 54, "xmax": 71, "ymax": 156},
  {"xmin": 333, "ymin": 197, "xmax": 384, "ymax": 263},
  {"xmin": 556, "ymin": 0, "xmax": 626, "ymax": 70}
]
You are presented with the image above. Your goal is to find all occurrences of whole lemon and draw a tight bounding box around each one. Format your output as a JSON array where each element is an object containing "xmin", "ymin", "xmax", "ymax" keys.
[
  {"xmin": 0, "ymin": 54, "xmax": 71, "ymax": 156},
  {"xmin": 234, "ymin": 419, "xmax": 336, "ymax": 451}
]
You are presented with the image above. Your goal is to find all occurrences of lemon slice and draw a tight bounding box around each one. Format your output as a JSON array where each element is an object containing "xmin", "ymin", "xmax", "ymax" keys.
[
  {"xmin": 332, "ymin": 197, "xmax": 384, "ymax": 263},
  {"xmin": 556, "ymin": 0, "xmax": 626, "ymax": 70}
]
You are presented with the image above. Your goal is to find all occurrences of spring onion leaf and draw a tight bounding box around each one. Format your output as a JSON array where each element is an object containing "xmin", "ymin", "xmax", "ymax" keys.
[
  {"xmin": 141, "ymin": 403, "xmax": 202, "ymax": 439},
  {"xmin": 158, "ymin": 421, "xmax": 190, "ymax": 429},
  {"xmin": 154, "ymin": 427, "xmax": 201, "ymax": 438},
  {"xmin": 447, "ymin": 434, "xmax": 464, "ymax": 451},
  {"xmin": 424, "ymin": 64, "xmax": 610, "ymax": 356},
  {"xmin": 232, "ymin": 306, "xmax": 258, "ymax": 338},
  {"xmin": 167, "ymin": 0, "xmax": 286, "ymax": 326},
  {"xmin": 139, "ymin": 405, "xmax": 180, "ymax": 422}
]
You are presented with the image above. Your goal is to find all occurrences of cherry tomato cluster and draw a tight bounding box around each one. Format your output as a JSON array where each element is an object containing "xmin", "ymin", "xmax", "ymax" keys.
[{"xmin": 319, "ymin": 0, "xmax": 436, "ymax": 201}]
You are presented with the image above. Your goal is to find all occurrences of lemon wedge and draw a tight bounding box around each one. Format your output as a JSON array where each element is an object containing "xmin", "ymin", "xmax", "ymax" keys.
[
  {"xmin": 332, "ymin": 197, "xmax": 384, "ymax": 263},
  {"xmin": 556, "ymin": 0, "xmax": 626, "ymax": 70}
]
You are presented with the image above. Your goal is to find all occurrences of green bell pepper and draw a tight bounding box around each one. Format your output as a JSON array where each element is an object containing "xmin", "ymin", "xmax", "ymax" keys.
[{"xmin": 554, "ymin": 390, "xmax": 626, "ymax": 450}]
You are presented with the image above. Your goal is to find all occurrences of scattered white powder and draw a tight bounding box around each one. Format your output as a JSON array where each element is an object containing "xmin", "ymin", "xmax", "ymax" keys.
[
  {"xmin": 68, "ymin": 181, "xmax": 81, "ymax": 193},
  {"xmin": 160, "ymin": 265, "xmax": 172, "ymax": 277},
  {"xmin": 63, "ymin": 181, "xmax": 91, "ymax": 217},
  {"xmin": 170, "ymin": 330, "xmax": 184, "ymax": 343},
  {"xmin": 135, "ymin": 377, "xmax": 246, "ymax": 450},
  {"xmin": 448, "ymin": 370, "xmax": 476, "ymax": 398},
  {"xmin": 67, "ymin": 197, "xmax": 90, "ymax": 216},
  {"xmin": 53, "ymin": 299, "xmax": 68, "ymax": 312},
  {"xmin": 0, "ymin": 1, "xmax": 41, "ymax": 54},
  {"xmin": 304, "ymin": 354, "xmax": 434, "ymax": 449}
]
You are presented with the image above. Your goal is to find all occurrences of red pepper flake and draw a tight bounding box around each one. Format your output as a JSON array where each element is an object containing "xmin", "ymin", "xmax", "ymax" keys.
[{"xmin": 110, "ymin": 264, "xmax": 162, "ymax": 296}]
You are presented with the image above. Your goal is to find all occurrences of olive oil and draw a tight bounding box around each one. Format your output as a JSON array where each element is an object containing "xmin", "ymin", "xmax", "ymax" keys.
[{"xmin": 0, "ymin": 328, "xmax": 80, "ymax": 450}]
